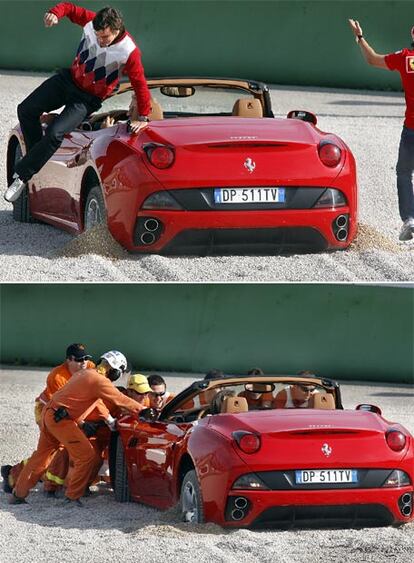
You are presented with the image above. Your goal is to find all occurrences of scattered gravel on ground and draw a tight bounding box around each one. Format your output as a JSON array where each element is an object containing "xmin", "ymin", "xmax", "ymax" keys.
[
  {"xmin": 2, "ymin": 71, "xmax": 414, "ymax": 282},
  {"xmin": 52, "ymin": 224, "xmax": 128, "ymax": 260},
  {"xmin": 0, "ymin": 368, "xmax": 413, "ymax": 563}
]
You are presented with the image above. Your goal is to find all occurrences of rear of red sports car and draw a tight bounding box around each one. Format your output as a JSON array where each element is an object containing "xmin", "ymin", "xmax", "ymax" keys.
[
  {"xmin": 190, "ymin": 409, "xmax": 413, "ymax": 528},
  {"xmin": 102, "ymin": 116, "xmax": 357, "ymax": 253}
]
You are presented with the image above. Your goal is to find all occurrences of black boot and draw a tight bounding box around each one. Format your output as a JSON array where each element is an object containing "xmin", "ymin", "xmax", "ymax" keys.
[{"xmin": 1, "ymin": 465, "xmax": 13, "ymax": 493}]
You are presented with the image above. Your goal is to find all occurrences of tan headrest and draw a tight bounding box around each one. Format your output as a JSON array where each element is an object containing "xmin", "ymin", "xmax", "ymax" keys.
[
  {"xmin": 149, "ymin": 98, "xmax": 163, "ymax": 121},
  {"xmin": 221, "ymin": 396, "xmax": 249, "ymax": 414},
  {"xmin": 232, "ymin": 98, "xmax": 263, "ymax": 118},
  {"xmin": 313, "ymin": 393, "xmax": 335, "ymax": 410}
]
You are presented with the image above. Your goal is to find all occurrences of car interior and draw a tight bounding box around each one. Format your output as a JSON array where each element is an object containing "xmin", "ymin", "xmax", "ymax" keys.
[{"xmin": 164, "ymin": 380, "xmax": 337, "ymax": 423}]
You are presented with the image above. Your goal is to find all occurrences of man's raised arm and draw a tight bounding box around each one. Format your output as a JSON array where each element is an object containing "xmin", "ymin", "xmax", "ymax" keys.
[
  {"xmin": 348, "ymin": 18, "xmax": 388, "ymax": 69},
  {"xmin": 46, "ymin": 2, "xmax": 96, "ymax": 28}
]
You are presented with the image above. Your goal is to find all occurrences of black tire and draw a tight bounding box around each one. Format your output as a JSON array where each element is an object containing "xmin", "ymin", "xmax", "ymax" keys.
[
  {"xmin": 84, "ymin": 185, "xmax": 107, "ymax": 230},
  {"xmin": 11, "ymin": 143, "xmax": 36, "ymax": 223},
  {"xmin": 108, "ymin": 431, "xmax": 118, "ymax": 490},
  {"xmin": 114, "ymin": 434, "xmax": 131, "ymax": 502},
  {"xmin": 180, "ymin": 469, "xmax": 205, "ymax": 523}
]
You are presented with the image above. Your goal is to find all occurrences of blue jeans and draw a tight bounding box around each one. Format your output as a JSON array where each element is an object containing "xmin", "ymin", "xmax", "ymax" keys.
[{"xmin": 396, "ymin": 126, "xmax": 414, "ymax": 220}]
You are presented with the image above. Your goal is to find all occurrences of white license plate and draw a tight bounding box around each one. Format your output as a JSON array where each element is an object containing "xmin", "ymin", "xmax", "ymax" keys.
[
  {"xmin": 295, "ymin": 469, "xmax": 358, "ymax": 484},
  {"xmin": 214, "ymin": 187, "xmax": 285, "ymax": 204}
]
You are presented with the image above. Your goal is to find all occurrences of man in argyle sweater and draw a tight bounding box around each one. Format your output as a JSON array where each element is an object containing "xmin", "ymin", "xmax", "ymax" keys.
[{"xmin": 5, "ymin": 3, "xmax": 151, "ymax": 203}]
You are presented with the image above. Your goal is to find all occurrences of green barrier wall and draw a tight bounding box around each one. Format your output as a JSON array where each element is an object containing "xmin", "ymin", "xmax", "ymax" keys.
[
  {"xmin": 0, "ymin": 284, "xmax": 413, "ymax": 383},
  {"xmin": 1, "ymin": 1, "xmax": 413, "ymax": 89}
]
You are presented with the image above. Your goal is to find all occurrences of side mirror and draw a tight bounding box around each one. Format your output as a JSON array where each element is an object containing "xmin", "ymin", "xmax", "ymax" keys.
[
  {"xmin": 287, "ymin": 110, "xmax": 317, "ymax": 125},
  {"xmin": 356, "ymin": 403, "xmax": 382, "ymax": 415}
]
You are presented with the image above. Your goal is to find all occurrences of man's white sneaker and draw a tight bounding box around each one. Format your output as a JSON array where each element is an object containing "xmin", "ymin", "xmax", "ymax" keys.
[
  {"xmin": 4, "ymin": 174, "xmax": 26, "ymax": 203},
  {"xmin": 399, "ymin": 217, "xmax": 414, "ymax": 241}
]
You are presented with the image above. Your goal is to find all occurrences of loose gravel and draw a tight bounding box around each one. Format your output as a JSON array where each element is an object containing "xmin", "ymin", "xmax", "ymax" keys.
[
  {"xmin": 0, "ymin": 367, "xmax": 413, "ymax": 563},
  {"xmin": 1, "ymin": 71, "xmax": 414, "ymax": 282}
]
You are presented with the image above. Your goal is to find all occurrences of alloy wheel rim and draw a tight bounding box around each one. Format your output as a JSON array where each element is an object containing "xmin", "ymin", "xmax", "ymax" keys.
[
  {"xmin": 86, "ymin": 197, "xmax": 102, "ymax": 228},
  {"xmin": 182, "ymin": 480, "xmax": 198, "ymax": 522}
]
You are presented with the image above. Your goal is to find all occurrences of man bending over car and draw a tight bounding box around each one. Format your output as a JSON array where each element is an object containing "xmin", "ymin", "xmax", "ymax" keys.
[{"xmin": 5, "ymin": 3, "xmax": 151, "ymax": 203}]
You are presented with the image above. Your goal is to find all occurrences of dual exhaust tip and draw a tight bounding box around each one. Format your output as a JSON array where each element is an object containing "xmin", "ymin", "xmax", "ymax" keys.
[
  {"xmin": 400, "ymin": 493, "xmax": 412, "ymax": 517},
  {"xmin": 333, "ymin": 214, "xmax": 348, "ymax": 242},
  {"xmin": 230, "ymin": 496, "xmax": 249, "ymax": 521},
  {"xmin": 140, "ymin": 218, "xmax": 160, "ymax": 245}
]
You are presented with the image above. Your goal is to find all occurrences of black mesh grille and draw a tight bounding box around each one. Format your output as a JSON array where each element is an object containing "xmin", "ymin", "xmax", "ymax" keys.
[
  {"xmin": 251, "ymin": 504, "xmax": 395, "ymax": 529},
  {"xmin": 162, "ymin": 227, "xmax": 327, "ymax": 255}
]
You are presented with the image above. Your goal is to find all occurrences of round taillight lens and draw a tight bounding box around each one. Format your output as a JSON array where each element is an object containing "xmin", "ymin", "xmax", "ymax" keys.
[
  {"xmin": 147, "ymin": 146, "xmax": 175, "ymax": 169},
  {"xmin": 386, "ymin": 430, "xmax": 407, "ymax": 452},
  {"xmin": 318, "ymin": 142, "xmax": 342, "ymax": 167},
  {"xmin": 233, "ymin": 431, "xmax": 261, "ymax": 454}
]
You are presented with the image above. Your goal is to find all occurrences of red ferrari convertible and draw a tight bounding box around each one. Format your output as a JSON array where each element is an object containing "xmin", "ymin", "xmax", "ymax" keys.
[
  {"xmin": 111, "ymin": 375, "xmax": 413, "ymax": 528},
  {"xmin": 7, "ymin": 77, "xmax": 357, "ymax": 254}
]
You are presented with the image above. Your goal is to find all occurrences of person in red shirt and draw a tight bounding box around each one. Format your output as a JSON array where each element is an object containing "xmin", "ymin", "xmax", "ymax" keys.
[
  {"xmin": 5, "ymin": 3, "xmax": 151, "ymax": 203},
  {"xmin": 348, "ymin": 19, "xmax": 414, "ymax": 241}
]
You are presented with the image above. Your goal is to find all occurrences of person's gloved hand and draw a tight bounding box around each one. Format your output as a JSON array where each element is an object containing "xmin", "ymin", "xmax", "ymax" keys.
[
  {"xmin": 106, "ymin": 414, "xmax": 117, "ymax": 431},
  {"xmin": 82, "ymin": 421, "xmax": 100, "ymax": 437},
  {"xmin": 139, "ymin": 408, "xmax": 158, "ymax": 422}
]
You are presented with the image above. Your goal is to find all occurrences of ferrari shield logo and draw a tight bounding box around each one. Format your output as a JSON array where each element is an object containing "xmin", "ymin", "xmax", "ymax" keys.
[
  {"xmin": 321, "ymin": 443, "xmax": 332, "ymax": 457},
  {"xmin": 244, "ymin": 157, "xmax": 256, "ymax": 173},
  {"xmin": 406, "ymin": 56, "xmax": 414, "ymax": 73}
]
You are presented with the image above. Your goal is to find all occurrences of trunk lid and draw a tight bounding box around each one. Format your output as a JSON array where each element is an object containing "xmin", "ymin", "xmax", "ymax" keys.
[
  {"xmin": 137, "ymin": 117, "xmax": 345, "ymax": 186},
  {"xmin": 209, "ymin": 409, "xmax": 409, "ymax": 468}
]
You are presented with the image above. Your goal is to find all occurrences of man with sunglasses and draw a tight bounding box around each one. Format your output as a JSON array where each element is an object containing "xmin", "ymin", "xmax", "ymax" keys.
[
  {"xmin": 1, "ymin": 343, "xmax": 94, "ymax": 494},
  {"xmin": 273, "ymin": 381, "xmax": 317, "ymax": 409},
  {"xmin": 147, "ymin": 374, "xmax": 175, "ymax": 413}
]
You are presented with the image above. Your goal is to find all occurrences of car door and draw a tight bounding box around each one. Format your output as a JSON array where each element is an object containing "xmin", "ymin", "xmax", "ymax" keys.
[
  {"xmin": 34, "ymin": 130, "xmax": 96, "ymax": 227},
  {"xmin": 129, "ymin": 419, "xmax": 191, "ymax": 506}
]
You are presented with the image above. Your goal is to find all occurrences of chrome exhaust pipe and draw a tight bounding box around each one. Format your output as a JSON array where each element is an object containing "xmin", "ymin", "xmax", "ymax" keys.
[
  {"xmin": 336, "ymin": 228, "xmax": 348, "ymax": 241},
  {"xmin": 336, "ymin": 215, "xmax": 348, "ymax": 228},
  {"xmin": 141, "ymin": 231, "xmax": 156, "ymax": 245},
  {"xmin": 402, "ymin": 504, "xmax": 412, "ymax": 516},
  {"xmin": 402, "ymin": 493, "xmax": 412, "ymax": 504},
  {"xmin": 231, "ymin": 508, "xmax": 245, "ymax": 521},
  {"xmin": 234, "ymin": 497, "xmax": 248, "ymax": 509},
  {"xmin": 144, "ymin": 218, "xmax": 160, "ymax": 232}
]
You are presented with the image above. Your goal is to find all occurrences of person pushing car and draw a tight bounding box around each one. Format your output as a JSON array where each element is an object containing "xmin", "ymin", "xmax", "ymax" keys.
[
  {"xmin": 4, "ymin": 3, "xmax": 151, "ymax": 204},
  {"xmin": 9, "ymin": 351, "xmax": 145, "ymax": 506}
]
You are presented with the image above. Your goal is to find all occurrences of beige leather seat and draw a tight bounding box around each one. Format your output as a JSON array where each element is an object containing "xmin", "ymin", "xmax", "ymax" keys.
[
  {"xmin": 149, "ymin": 98, "xmax": 164, "ymax": 120},
  {"xmin": 221, "ymin": 396, "xmax": 249, "ymax": 414},
  {"xmin": 313, "ymin": 393, "xmax": 335, "ymax": 410},
  {"xmin": 232, "ymin": 97, "xmax": 263, "ymax": 118}
]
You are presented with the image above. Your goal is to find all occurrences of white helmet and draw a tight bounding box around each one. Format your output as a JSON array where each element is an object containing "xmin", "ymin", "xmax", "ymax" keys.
[{"xmin": 100, "ymin": 350, "xmax": 127, "ymax": 374}]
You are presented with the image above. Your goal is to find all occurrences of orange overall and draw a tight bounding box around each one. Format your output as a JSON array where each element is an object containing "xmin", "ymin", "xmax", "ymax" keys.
[
  {"xmin": 14, "ymin": 369, "xmax": 142, "ymax": 500},
  {"xmin": 8, "ymin": 361, "xmax": 95, "ymax": 491}
]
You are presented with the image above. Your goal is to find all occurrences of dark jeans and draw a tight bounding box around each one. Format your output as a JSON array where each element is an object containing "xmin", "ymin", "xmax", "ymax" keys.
[
  {"xmin": 15, "ymin": 69, "xmax": 101, "ymax": 182},
  {"xmin": 396, "ymin": 126, "xmax": 414, "ymax": 221}
]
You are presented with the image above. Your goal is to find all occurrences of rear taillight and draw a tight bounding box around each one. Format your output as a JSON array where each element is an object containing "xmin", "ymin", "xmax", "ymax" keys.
[
  {"xmin": 386, "ymin": 430, "xmax": 407, "ymax": 452},
  {"xmin": 144, "ymin": 144, "xmax": 175, "ymax": 169},
  {"xmin": 233, "ymin": 431, "xmax": 261, "ymax": 454},
  {"xmin": 318, "ymin": 141, "xmax": 342, "ymax": 167}
]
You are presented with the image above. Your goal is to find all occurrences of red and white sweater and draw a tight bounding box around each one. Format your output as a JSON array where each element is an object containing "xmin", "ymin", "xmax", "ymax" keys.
[{"xmin": 49, "ymin": 2, "xmax": 151, "ymax": 115}]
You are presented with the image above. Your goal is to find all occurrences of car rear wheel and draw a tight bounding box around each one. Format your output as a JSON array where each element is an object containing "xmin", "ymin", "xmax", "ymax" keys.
[
  {"xmin": 84, "ymin": 186, "xmax": 106, "ymax": 230},
  {"xmin": 114, "ymin": 434, "xmax": 131, "ymax": 502},
  {"xmin": 11, "ymin": 143, "xmax": 36, "ymax": 223},
  {"xmin": 180, "ymin": 469, "xmax": 204, "ymax": 523}
]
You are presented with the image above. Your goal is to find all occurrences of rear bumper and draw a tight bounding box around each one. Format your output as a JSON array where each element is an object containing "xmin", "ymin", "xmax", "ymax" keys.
[
  {"xmin": 220, "ymin": 488, "xmax": 413, "ymax": 528},
  {"xmin": 126, "ymin": 208, "xmax": 356, "ymax": 253}
]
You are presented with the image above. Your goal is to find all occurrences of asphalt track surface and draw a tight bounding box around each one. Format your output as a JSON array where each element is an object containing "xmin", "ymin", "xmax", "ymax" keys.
[
  {"xmin": 0, "ymin": 368, "xmax": 413, "ymax": 563},
  {"xmin": 1, "ymin": 71, "xmax": 414, "ymax": 282}
]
